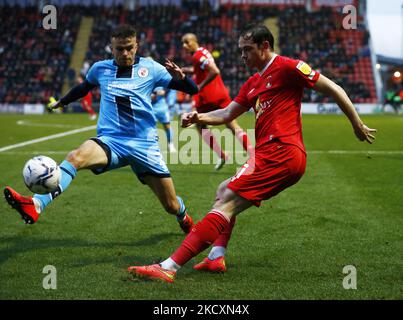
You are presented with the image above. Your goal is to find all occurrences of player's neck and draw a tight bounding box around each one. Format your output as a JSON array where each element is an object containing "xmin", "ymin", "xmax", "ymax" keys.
[{"xmin": 258, "ymin": 52, "xmax": 277, "ymax": 75}]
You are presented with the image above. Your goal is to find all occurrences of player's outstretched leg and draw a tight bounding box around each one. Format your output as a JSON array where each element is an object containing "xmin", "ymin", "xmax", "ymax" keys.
[
  {"xmin": 32, "ymin": 160, "xmax": 77, "ymax": 213},
  {"xmin": 3, "ymin": 160, "xmax": 77, "ymax": 224},
  {"xmin": 4, "ymin": 186, "xmax": 39, "ymax": 224},
  {"xmin": 143, "ymin": 176, "xmax": 194, "ymax": 234},
  {"xmin": 128, "ymin": 210, "xmax": 230, "ymax": 282},
  {"xmin": 128, "ymin": 187, "xmax": 252, "ymax": 282},
  {"xmin": 176, "ymin": 196, "xmax": 194, "ymax": 234},
  {"xmin": 193, "ymin": 216, "xmax": 236, "ymax": 273}
]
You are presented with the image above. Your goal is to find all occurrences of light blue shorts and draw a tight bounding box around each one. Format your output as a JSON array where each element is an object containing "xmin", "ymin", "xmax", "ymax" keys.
[{"xmin": 90, "ymin": 136, "xmax": 170, "ymax": 184}]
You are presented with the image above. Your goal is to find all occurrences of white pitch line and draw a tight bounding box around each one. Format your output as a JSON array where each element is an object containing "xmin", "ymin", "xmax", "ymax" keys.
[
  {"xmin": 16, "ymin": 120, "xmax": 82, "ymax": 128},
  {"xmin": 0, "ymin": 125, "xmax": 96, "ymax": 153}
]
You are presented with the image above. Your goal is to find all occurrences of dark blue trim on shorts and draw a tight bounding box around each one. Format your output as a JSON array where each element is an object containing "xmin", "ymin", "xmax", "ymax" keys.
[{"xmin": 89, "ymin": 138, "xmax": 112, "ymax": 175}]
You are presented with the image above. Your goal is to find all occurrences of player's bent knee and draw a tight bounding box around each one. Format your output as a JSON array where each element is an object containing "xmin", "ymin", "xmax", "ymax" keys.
[{"xmin": 65, "ymin": 149, "xmax": 82, "ymax": 168}]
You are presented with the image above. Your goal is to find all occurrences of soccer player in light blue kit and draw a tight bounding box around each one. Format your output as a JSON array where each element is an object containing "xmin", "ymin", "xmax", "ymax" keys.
[
  {"xmin": 4, "ymin": 25, "xmax": 197, "ymax": 233},
  {"xmin": 152, "ymin": 86, "xmax": 176, "ymax": 152}
]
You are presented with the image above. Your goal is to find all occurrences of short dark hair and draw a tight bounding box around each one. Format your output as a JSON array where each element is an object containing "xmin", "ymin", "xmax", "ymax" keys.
[
  {"xmin": 111, "ymin": 25, "xmax": 137, "ymax": 39},
  {"xmin": 240, "ymin": 24, "xmax": 274, "ymax": 50}
]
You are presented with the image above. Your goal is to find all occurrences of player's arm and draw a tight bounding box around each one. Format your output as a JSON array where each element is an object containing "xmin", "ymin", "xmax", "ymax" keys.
[
  {"xmin": 181, "ymin": 66, "xmax": 194, "ymax": 74},
  {"xmin": 313, "ymin": 74, "xmax": 377, "ymax": 144},
  {"xmin": 198, "ymin": 59, "xmax": 220, "ymax": 91},
  {"xmin": 165, "ymin": 59, "xmax": 198, "ymax": 95},
  {"xmin": 181, "ymin": 101, "xmax": 247, "ymax": 127},
  {"xmin": 48, "ymin": 80, "xmax": 97, "ymax": 110}
]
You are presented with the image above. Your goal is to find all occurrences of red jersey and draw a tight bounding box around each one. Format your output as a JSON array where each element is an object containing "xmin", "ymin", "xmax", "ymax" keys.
[
  {"xmin": 234, "ymin": 54, "xmax": 320, "ymax": 152},
  {"xmin": 81, "ymin": 91, "xmax": 92, "ymax": 107},
  {"xmin": 192, "ymin": 47, "xmax": 231, "ymax": 106}
]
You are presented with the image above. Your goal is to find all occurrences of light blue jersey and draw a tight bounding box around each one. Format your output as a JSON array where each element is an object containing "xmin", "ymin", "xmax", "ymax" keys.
[
  {"xmin": 85, "ymin": 57, "xmax": 173, "ymax": 181},
  {"xmin": 86, "ymin": 57, "xmax": 172, "ymax": 140},
  {"xmin": 152, "ymin": 86, "xmax": 170, "ymax": 124}
]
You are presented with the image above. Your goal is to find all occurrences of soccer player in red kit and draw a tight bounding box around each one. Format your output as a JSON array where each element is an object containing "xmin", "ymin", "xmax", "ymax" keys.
[
  {"xmin": 128, "ymin": 24, "xmax": 377, "ymax": 282},
  {"xmin": 77, "ymin": 75, "xmax": 97, "ymax": 120},
  {"xmin": 181, "ymin": 33, "xmax": 254, "ymax": 170}
]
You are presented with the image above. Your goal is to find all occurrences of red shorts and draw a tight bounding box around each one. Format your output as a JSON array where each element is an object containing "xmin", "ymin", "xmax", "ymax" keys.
[
  {"xmin": 227, "ymin": 141, "xmax": 306, "ymax": 207},
  {"xmin": 193, "ymin": 95, "xmax": 232, "ymax": 114}
]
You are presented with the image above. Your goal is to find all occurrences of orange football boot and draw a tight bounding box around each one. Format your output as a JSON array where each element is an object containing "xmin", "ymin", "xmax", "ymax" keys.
[
  {"xmin": 4, "ymin": 186, "xmax": 39, "ymax": 224},
  {"xmin": 193, "ymin": 256, "xmax": 227, "ymax": 273},
  {"xmin": 128, "ymin": 264, "xmax": 176, "ymax": 283}
]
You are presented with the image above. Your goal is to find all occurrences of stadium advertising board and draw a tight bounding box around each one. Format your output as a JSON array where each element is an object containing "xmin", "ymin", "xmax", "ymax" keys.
[
  {"xmin": 219, "ymin": 0, "xmax": 305, "ymax": 6},
  {"xmin": 301, "ymin": 103, "xmax": 381, "ymax": 114},
  {"xmin": 312, "ymin": 0, "xmax": 358, "ymax": 8},
  {"xmin": 0, "ymin": 104, "xmax": 45, "ymax": 115}
]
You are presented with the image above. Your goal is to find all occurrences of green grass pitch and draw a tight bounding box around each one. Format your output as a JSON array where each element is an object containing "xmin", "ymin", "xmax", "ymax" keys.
[{"xmin": 0, "ymin": 112, "xmax": 402, "ymax": 299}]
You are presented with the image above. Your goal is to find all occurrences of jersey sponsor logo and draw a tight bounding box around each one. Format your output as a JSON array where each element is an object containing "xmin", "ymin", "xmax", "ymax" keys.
[
  {"xmin": 255, "ymin": 96, "xmax": 271, "ymax": 120},
  {"xmin": 138, "ymin": 67, "xmax": 149, "ymax": 78},
  {"xmin": 107, "ymin": 81, "xmax": 138, "ymax": 96}
]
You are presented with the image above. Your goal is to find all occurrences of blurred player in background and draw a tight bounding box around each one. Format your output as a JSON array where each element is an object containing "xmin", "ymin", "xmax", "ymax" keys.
[
  {"xmin": 181, "ymin": 33, "xmax": 254, "ymax": 170},
  {"xmin": 4, "ymin": 25, "xmax": 197, "ymax": 234},
  {"xmin": 166, "ymin": 88, "xmax": 178, "ymax": 120},
  {"xmin": 152, "ymin": 86, "xmax": 176, "ymax": 152},
  {"xmin": 77, "ymin": 75, "xmax": 97, "ymax": 120},
  {"xmin": 128, "ymin": 24, "xmax": 377, "ymax": 283}
]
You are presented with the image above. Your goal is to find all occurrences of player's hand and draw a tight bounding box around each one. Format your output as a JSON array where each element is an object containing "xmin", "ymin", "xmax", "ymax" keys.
[
  {"xmin": 47, "ymin": 97, "xmax": 64, "ymax": 111},
  {"xmin": 353, "ymin": 123, "xmax": 377, "ymax": 144},
  {"xmin": 181, "ymin": 111, "xmax": 199, "ymax": 128},
  {"xmin": 165, "ymin": 59, "xmax": 185, "ymax": 80}
]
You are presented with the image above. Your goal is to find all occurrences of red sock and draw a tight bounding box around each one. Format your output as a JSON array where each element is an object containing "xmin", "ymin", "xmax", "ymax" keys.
[
  {"xmin": 213, "ymin": 216, "xmax": 236, "ymax": 248},
  {"xmin": 171, "ymin": 211, "xmax": 230, "ymax": 266},
  {"xmin": 201, "ymin": 129, "xmax": 227, "ymax": 159},
  {"xmin": 236, "ymin": 130, "xmax": 253, "ymax": 153}
]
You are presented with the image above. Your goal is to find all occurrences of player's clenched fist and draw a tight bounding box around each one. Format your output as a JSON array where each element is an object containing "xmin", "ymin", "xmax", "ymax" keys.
[{"xmin": 181, "ymin": 111, "xmax": 199, "ymax": 127}]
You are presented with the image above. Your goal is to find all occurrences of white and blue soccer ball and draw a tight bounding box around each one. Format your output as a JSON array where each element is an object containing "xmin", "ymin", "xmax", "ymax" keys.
[{"xmin": 22, "ymin": 156, "xmax": 61, "ymax": 194}]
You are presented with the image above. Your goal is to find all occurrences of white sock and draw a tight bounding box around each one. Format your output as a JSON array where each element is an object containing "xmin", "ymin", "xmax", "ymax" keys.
[
  {"xmin": 32, "ymin": 198, "xmax": 42, "ymax": 214},
  {"xmin": 160, "ymin": 257, "xmax": 181, "ymax": 272},
  {"xmin": 208, "ymin": 246, "xmax": 226, "ymax": 260}
]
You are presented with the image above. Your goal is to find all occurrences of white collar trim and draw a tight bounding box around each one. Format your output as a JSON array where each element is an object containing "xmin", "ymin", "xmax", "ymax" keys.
[{"xmin": 259, "ymin": 54, "xmax": 277, "ymax": 76}]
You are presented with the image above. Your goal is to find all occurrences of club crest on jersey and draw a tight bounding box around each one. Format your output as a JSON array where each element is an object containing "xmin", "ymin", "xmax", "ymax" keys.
[
  {"xmin": 138, "ymin": 67, "xmax": 149, "ymax": 78},
  {"xmin": 266, "ymin": 75, "xmax": 272, "ymax": 88}
]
